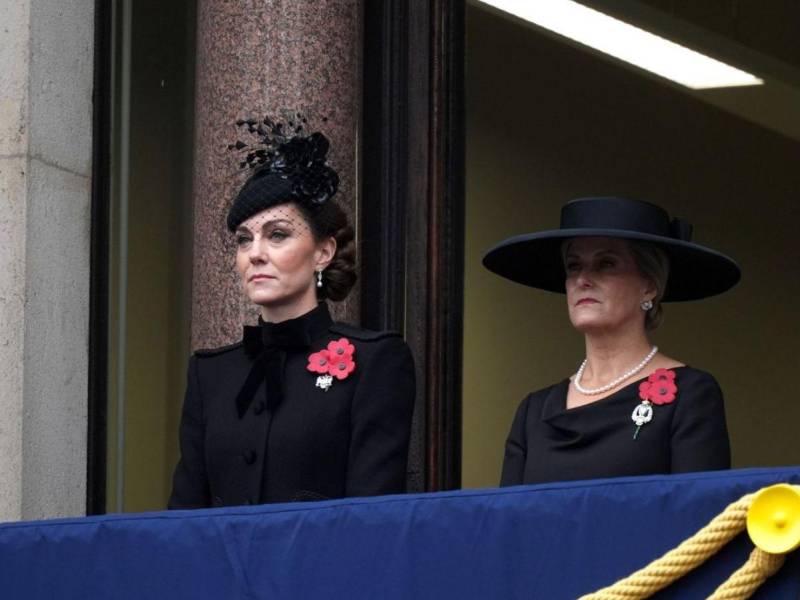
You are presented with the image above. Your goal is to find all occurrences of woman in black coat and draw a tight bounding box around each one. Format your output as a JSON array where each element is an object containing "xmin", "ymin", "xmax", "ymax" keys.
[
  {"xmin": 483, "ymin": 197, "xmax": 740, "ymax": 486},
  {"xmin": 169, "ymin": 120, "xmax": 415, "ymax": 508}
]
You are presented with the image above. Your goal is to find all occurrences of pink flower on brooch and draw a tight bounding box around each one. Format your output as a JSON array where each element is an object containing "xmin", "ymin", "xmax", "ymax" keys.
[
  {"xmin": 327, "ymin": 337, "xmax": 355, "ymax": 360},
  {"xmin": 307, "ymin": 349, "xmax": 332, "ymax": 374},
  {"xmin": 306, "ymin": 338, "xmax": 357, "ymax": 382},
  {"xmin": 328, "ymin": 353, "xmax": 356, "ymax": 380},
  {"xmin": 638, "ymin": 368, "xmax": 677, "ymax": 405}
]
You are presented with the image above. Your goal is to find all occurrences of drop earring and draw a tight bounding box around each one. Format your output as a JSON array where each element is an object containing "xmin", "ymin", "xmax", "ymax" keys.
[
  {"xmin": 641, "ymin": 299, "xmax": 653, "ymax": 311},
  {"xmin": 316, "ymin": 269, "xmax": 323, "ymax": 288}
]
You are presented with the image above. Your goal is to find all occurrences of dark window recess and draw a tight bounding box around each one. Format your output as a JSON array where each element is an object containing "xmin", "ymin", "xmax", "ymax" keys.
[{"xmin": 361, "ymin": 0, "xmax": 465, "ymax": 493}]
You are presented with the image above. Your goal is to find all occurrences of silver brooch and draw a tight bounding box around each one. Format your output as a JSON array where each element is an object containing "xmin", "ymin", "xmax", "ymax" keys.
[
  {"xmin": 631, "ymin": 401, "xmax": 653, "ymax": 439},
  {"xmin": 315, "ymin": 374, "xmax": 333, "ymax": 392}
]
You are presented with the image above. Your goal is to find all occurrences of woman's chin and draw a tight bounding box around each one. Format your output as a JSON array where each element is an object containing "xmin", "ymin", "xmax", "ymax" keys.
[
  {"xmin": 248, "ymin": 290, "xmax": 313, "ymax": 312},
  {"xmin": 247, "ymin": 292, "xmax": 283, "ymax": 307},
  {"xmin": 570, "ymin": 317, "xmax": 610, "ymax": 334}
]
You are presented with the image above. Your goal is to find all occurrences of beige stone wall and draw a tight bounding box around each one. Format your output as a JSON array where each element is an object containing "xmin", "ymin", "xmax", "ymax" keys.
[
  {"xmin": 0, "ymin": 0, "xmax": 94, "ymax": 520},
  {"xmin": 0, "ymin": 0, "xmax": 31, "ymax": 522}
]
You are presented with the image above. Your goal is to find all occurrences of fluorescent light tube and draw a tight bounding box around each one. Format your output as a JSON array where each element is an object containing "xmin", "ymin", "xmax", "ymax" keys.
[{"xmin": 478, "ymin": 0, "xmax": 763, "ymax": 89}]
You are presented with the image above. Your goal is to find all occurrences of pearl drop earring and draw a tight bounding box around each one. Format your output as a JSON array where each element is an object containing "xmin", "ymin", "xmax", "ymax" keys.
[{"xmin": 316, "ymin": 269, "xmax": 323, "ymax": 288}]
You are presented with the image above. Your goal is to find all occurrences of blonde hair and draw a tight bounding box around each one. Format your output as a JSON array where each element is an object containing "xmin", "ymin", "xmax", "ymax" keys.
[{"xmin": 628, "ymin": 240, "xmax": 670, "ymax": 330}]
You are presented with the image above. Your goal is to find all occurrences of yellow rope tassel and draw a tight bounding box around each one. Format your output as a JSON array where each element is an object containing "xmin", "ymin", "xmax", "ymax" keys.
[{"xmin": 579, "ymin": 494, "xmax": 754, "ymax": 600}]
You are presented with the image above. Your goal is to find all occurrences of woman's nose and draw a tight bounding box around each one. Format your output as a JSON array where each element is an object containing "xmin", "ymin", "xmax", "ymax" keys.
[
  {"xmin": 575, "ymin": 269, "xmax": 593, "ymax": 288},
  {"xmin": 248, "ymin": 237, "xmax": 267, "ymax": 263}
]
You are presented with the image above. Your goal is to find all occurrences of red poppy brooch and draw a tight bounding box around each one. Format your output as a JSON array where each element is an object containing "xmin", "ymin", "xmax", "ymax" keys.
[
  {"xmin": 306, "ymin": 337, "xmax": 356, "ymax": 391},
  {"xmin": 631, "ymin": 368, "xmax": 677, "ymax": 439}
]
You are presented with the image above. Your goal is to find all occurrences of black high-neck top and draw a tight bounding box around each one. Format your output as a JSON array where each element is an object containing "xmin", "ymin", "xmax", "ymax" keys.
[{"xmin": 248, "ymin": 303, "xmax": 334, "ymax": 352}]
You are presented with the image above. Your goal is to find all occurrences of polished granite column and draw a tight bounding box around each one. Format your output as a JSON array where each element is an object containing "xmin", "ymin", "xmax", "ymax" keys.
[{"xmin": 192, "ymin": 0, "xmax": 361, "ymax": 349}]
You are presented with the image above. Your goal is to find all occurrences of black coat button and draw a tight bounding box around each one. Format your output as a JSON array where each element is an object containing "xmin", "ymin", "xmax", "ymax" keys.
[
  {"xmin": 253, "ymin": 401, "xmax": 266, "ymax": 415},
  {"xmin": 242, "ymin": 449, "xmax": 257, "ymax": 465}
]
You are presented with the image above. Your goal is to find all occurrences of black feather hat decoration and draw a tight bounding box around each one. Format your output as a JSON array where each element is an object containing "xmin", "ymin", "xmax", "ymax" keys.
[{"xmin": 226, "ymin": 114, "xmax": 339, "ymax": 232}]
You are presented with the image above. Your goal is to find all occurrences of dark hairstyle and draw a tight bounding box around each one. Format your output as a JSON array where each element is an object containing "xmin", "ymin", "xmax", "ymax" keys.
[{"xmin": 293, "ymin": 200, "xmax": 357, "ymax": 302}]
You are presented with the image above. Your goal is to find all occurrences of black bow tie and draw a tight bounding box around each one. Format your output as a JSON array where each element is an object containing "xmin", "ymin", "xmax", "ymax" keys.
[
  {"xmin": 235, "ymin": 305, "xmax": 331, "ymax": 418},
  {"xmin": 242, "ymin": 318, "xmax": 313, "ymax": 356}
]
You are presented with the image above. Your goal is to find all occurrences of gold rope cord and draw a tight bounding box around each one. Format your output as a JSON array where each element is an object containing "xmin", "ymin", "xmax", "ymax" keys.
[
  {"xmin": 578, "ymin": 492, "xmax": 788, "ymax": 600},
  {"xmin": 707, "ymin": 548, "xmax": 785, "ymax": 600}
]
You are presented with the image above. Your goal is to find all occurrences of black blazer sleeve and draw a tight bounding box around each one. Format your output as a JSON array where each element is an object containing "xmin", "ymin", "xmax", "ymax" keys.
[
  {"xmin": 168, "ymin": 356, "xmax": 210, "ymax": 509},
  {"xmin": 670, "ymin": 372, "xmax": 731, "ymax": 473},
  {"xmin": 345, "ymin": 336, "xmax": 416, "ymax": 497},
  {"xmin": 500, "ymin": 395, "xmax": 531, "ymax": 487}
]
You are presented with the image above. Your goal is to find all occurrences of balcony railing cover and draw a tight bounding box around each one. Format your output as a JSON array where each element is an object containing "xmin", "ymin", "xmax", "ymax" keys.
[{"xmin": 1, "ymin": 467, "xmax": 798, "ymax": 599}]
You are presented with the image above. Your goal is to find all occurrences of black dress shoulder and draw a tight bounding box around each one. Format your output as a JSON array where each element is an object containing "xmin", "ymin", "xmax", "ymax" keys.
[
  {"xmin": 500, "ymin": 367, "xmax": 731, "ymax": 486},
  {"xmin": 169, "ymin": 303, "xmax": 416, "ymax": 508}
]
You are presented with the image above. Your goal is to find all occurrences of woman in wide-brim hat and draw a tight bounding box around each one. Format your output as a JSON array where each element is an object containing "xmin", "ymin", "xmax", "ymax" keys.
[
  {"xmin": 169, "ymin": 117, "xmax": 415, "ymax": 509},
  {"xmin": 483, "ymin": 196, "xmax": 740, "ymax": 486}
]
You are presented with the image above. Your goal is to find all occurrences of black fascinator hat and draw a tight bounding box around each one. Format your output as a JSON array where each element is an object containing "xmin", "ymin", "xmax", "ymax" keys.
[
  {"xmin": 226, "ymin": 115, "xmax": 340, "ymax": 232},
  {"xmin": 482, "ymin": 197, "xmax": 741, "ymax": 301}
]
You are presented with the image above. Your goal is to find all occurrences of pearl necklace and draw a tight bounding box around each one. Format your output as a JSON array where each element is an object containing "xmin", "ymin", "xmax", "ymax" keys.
[{"xmin": 572, "ymin": 346, "xmax": 658, "ymax": 395}]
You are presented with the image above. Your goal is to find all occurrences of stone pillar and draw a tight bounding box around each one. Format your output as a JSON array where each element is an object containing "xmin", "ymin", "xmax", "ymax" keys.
[
  {"xmin": 0, "ymin": 0, "xmax": 94, "ymax": 520},
  {"xmin": 192, "ymin": 0, "xmax": 362, "ymax": 350}
]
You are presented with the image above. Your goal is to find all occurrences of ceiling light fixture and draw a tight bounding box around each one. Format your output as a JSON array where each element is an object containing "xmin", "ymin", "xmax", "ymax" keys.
[{"xmin": 478, "ymin": 0, "xmax": 763, "ymax": 89}]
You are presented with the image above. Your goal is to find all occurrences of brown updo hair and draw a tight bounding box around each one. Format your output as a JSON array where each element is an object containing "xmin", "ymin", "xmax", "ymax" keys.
[
  {"xmin": 294, "ymin": 200, "xmax": 357, "ymax": 302},
  {"xmin": 628, "ymin": 240, "xmax": 670, "ymax": 330}
]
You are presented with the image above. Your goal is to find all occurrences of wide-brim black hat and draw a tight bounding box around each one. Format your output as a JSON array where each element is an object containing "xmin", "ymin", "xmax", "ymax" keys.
[{"xmin": 482, "ymin": 197, "xmax": 741, "ymax": 301}]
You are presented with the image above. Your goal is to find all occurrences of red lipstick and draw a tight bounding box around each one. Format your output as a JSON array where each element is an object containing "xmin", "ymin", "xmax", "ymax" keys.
[{"xmin": 575, "ymin": 298, "xmax": 598, "ymax": 306}]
